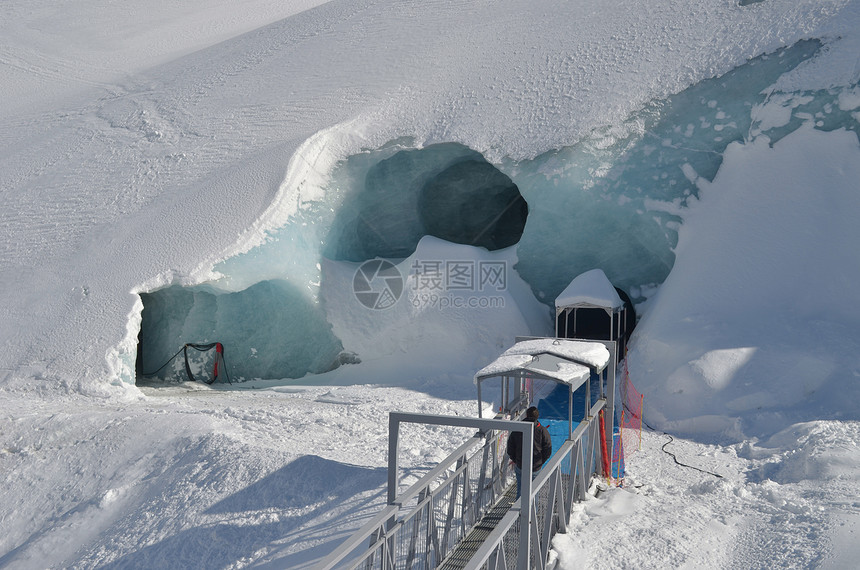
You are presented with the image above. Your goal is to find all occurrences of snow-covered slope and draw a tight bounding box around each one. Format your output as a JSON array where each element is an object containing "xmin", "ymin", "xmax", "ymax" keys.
[
  {"xmin": 631, "ymin": 126, "xmax": 860, "ymax": 441},
  {"xmin": 2, "ymin": 0, "xmax": 860, "ymax": 568},
  {"xmin": 3, "ymin": 0, "xmax": 857, "ymax": 394}
]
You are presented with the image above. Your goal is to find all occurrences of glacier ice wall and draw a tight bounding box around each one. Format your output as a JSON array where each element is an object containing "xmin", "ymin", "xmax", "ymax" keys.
[
  {"xmin": 325, "ymin": 142, "xmax": 528, "ymax": 261},
  {"xmin": 138, "ymin": 39, "xmax": 860, "ymax": 383},
  {"xmin": 512, "ymin": 39, "xmax": 829, "ymax": 303}
]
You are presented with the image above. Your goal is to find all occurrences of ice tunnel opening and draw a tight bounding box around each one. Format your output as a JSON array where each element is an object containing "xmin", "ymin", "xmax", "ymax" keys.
[
  {"xmin": 324, "ymin": 143, "xmax": 528, "ymax": 262},
  {"xmin": 135, "ymin": 280, "xmax": 349, "ymax": 385},
  {"xmin": 134, "ymin": 142, "xmax": 530, "ymax": 386}
]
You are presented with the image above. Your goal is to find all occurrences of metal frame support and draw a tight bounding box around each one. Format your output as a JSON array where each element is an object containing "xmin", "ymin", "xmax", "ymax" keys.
[{"xmin": 604, "ymin": 341, "xmax": 617, "ymax": 474}]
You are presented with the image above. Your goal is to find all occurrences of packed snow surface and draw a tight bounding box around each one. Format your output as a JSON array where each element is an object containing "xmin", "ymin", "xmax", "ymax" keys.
[{"xmin": 2, "ymin": 0, "xmax": 860, "ymax": 568}]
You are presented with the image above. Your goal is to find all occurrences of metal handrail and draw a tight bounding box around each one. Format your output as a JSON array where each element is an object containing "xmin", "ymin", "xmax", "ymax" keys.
[
  {"xmin": 394, "ymin": 433, "xmax": 485, "ymax": 507},
  {"xmin": 315, "ymin": 504, "xmax": 400, "ymax": 570},
  {"xmin": 461, "ymin": 508, "xmax": 520, "ymax": 570},
  {"xmin": 316, "ymin": 398, "xmax": 607, "ymax": 570},
  {"xmin": 464, "ymin": 398, "xmax": 606, "ymax": 570},
  {"xmin": 316, "ymin": 424, "xmax": 510, "ymax": 570}
]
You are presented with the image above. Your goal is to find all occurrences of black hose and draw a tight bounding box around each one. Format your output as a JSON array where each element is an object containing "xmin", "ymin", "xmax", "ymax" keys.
[
  {"xmin": 660, "ymin": 434, "xmax": 723, "ymax": 479},
  {"xmin": 623, "ymin": 402, "xmax": 723, "ymax": 479}
]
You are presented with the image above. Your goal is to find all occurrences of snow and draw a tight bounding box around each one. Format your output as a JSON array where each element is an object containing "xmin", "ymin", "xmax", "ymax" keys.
[
  {"xmin": 553, "ymin": 421, "xmax": 860, "ymax": 569},
  {"xmin": 321, "ymin": 235, "xmax": 552, "ymax": 374},
  {"xmin": 475, "ymin": 353, "xmax": 592, "ymax": 387},
  {"xmin": 487, "ymin": 338, "xmax": 612, "ymax": 373},
  {"xmin": 475, "ymin": 354, "xmax": 540, "ymax": 381},
  {"xmin": 2, "ymin": 0, "xmax": 860, "ymax": 568},
  {"xmin": 630, "ymin": 126, "xmax": 860, "ymax": 441},
  {"xmin": 555, "ymin": 269, "xmax": 624, "ymax": 310}
]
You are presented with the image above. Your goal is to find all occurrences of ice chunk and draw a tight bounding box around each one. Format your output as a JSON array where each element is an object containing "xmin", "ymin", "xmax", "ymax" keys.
[{"xmin": 320, "ymin": 236, "xmax": 552, "ymax": 369}]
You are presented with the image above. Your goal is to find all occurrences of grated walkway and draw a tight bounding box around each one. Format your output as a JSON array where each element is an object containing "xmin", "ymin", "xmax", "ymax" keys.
[{"xmin": 437, "ymin": 484, "xmax": 517, "ymax": 570}]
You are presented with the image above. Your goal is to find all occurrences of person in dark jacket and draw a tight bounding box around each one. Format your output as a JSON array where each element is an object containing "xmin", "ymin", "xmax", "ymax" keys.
[{"xmin": 506, "ymin": 406, "xmax": 552, "ymax": 499}]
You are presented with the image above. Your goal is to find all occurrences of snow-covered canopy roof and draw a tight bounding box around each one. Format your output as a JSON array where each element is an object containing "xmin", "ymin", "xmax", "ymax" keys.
[
  {"xmin": 475, "ymin": 353, "xmax": 591, "ymax": 386},
  {"xmin": 555, "ymin": 269, "xmax": 623, "ymax": 310},
  {"xmin": 474, "ymin": 338, "xmax": 610, "ymax": 387},
  {"xmin": 501, "ymin": 338, "xmax": 610, "ymax": 372}
]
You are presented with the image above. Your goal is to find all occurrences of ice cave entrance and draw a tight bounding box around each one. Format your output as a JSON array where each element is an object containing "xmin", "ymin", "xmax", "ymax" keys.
[
  {"xmin": 325, "ymin": 142, "xmax": 529, "ymax": 261},
  {"xmin": 136, "ymin": 279, "xmax": 349, "ymax": 384},
  {"xmin": 136, "ymin": 143, "xmax": 529, "ymax": 385},
  {"xmin": 135, "ymin": 37, "xmax": 849, "ymax": 386}
]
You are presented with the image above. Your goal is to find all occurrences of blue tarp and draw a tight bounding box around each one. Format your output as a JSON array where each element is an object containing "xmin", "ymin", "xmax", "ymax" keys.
[
  {"xmin": 536, "ymin": 374, "xmax": 602, "ymax": 421},
  {"xmin": 534, "ymin": 380, "xmax": 625, "ymax": 480},
  {"xmin": 541, "ymin": 418, "xmax": 572, "ymax": 464}
]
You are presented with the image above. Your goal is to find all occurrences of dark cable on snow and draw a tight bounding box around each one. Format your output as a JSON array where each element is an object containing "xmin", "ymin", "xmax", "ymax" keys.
[
  {"xmin": 660, "ymin": 434, "xmax": 723, "ymax": 479},
  {"xmin": 624, "ymin": 401, "xmax": 724, "ymax": 479}
]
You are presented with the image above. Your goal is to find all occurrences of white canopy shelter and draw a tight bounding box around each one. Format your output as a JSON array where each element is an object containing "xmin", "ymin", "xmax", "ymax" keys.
[
  {"xmin": 555, "ymin": 268, "xmax": 623, "ymax": 310},
  {"xmin": 476, "ymin": 352, "xmax": 591, "ymax": 386},
  {"xmin": 554, "ymin": 269, "xmax": 632, "ymax": 356}
]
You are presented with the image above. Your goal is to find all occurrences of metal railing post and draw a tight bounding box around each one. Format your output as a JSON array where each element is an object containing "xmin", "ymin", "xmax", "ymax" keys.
[
  {"xmin": 477, "ymin": 440, "xmax": 490, "ymax": 511},
  {"xmin": 387, "ymin": 414, "xmax": 400, "ymax": 506},
  {"xmin": 517, "ymin": 421, "xmax": 534, "ymax": 570},
  {"xmin": 605, "ymin": 342, "xmax": 617, "ymax": 480}
]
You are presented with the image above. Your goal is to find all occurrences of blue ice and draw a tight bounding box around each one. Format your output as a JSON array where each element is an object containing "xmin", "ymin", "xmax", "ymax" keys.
[{"xmin": 138, "ymin": 39, "xmax": 859, "ymax": 382}]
